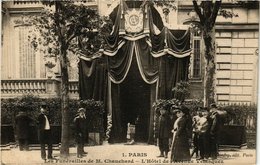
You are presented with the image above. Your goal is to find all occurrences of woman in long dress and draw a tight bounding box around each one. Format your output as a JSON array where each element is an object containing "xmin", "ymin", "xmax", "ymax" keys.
[{"xmin": 170, "ymin": 106, "xmax": 191, "ymax": 162}]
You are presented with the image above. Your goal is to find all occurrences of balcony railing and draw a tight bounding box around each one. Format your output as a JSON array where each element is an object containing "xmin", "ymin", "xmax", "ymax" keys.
[
  {"xmin": 13, "ymin": 0, "xmax": 39, "ymax": 5},
  {"xmin": 1, "ymin": 79, "xmax": 79, "ymax": 99}
]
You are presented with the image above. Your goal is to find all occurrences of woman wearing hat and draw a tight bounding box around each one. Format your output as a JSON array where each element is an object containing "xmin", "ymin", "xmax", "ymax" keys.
[
  {"xmin": 170, "ymin": 106, "xmax": 192, "ymax": 162},
  {"xmin": 74, "ymin": 108, "xmax": 88, "ymax": 158}
]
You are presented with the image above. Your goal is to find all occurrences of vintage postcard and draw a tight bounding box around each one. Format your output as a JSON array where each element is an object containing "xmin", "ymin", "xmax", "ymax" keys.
[{"xmin": 1, "ymin": 0, "xmax": 258, "ymax": 165}]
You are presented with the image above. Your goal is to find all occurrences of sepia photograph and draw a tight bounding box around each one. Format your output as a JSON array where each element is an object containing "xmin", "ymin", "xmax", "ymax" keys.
[{"xmin": 0, "ymin": 0, "xmax": 258, "ymax": 165}]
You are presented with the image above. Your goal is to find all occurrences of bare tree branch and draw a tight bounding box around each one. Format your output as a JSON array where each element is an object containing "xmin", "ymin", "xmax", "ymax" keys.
[
  {"xmin": 210, "ymin": 0, "xmax": 222, "ymax": 26},
  {"xmin": 192, "ymin": 0, "xmax": 205, "ymax": 24}
]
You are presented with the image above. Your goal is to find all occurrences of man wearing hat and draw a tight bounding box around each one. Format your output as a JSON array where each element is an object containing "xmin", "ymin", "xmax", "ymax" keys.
[
  {"xmin": 157, "ymin": 107, "xmax": 171, "ymax": 158},
  {"xmin": 208, "ymin": 103, "xmax": 221, "ymax": 159},
  {"xmin": 197, "ymin": 107, "xmax": 210, "ymax": 160},
  {"xmin": 37, "ymin": 103, "xmax": 53, "ymax": 161},
  {"xmin": 74, "ymin": 108, "xmax": 88, "ymax": 158}
]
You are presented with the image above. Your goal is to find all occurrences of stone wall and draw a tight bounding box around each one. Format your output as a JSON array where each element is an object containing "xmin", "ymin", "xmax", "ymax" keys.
[{"xmin": 216, "ymin": 30, "xmax": 258, "ymax": 104}]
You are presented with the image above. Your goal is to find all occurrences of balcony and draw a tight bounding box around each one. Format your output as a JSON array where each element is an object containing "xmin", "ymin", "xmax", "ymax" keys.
[
  {"xmin": 1, "ymin": 79, "xmax": 79, "ymax": 99},
  {"xmin": 13, "ymin": 0, "xmax": 40, "ymax": 5}
]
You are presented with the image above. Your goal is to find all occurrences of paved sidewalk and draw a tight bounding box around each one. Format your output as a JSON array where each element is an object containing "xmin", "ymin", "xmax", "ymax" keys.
[{"xmin": 1, "ymin": 143, "xmax": 256, "ymax": 165}]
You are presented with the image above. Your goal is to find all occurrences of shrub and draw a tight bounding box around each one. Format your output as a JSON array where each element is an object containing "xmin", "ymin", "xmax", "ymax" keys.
[
  {"xmin": 172, "ymin": 81, "xmax": 190, "ymax": 102},
  {"xmin": 218, "ymin": 103, "xmax": 257, "ymax": 132},
  {"xmin": 1, "ymin": 94, "xmax": 104, "ymax": 132}
]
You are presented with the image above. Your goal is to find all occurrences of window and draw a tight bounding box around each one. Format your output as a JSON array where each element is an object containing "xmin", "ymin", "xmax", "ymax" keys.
[
  {"xmin": 191, "ymin": 31, "xmax": 201, "ymax": 79},
  {"xmin": 18, "ymin": 26, "xmax": 36, "ymax": 78}
]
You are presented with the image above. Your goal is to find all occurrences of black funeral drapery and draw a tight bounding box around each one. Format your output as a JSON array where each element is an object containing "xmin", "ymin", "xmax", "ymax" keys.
[
  {"xmin": 166, "ymin": 29, "xmax": 191, "ymax": 55},
  {"xmin": 158, "ymin": 55, "xmax": 190, "ymax": 99},
  {"xmin": 79, "ymin": 2, "xmax": 192, "ymax": 143},
  {"xmin": 79, "ymin": 59, "xmax": 107, "ymax": 101},
  {"xmin": 107, "ymin": 40, "xmax": 134, "ymax": 83}
]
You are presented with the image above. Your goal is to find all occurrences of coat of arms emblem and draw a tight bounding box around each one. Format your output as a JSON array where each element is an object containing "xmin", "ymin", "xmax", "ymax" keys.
[{"xmin": 125, "ymin": 8, "xmax": 143, "ymax": 33}]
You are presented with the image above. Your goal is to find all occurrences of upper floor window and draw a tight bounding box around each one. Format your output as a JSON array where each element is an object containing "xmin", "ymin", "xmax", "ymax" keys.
[
  {"xmin": 16, "ymin": 26, "xmax": 36, "ymax": 78},
  {"xmin": 191, "ymin": 30, "xmax": 202, "ymax": 79}
]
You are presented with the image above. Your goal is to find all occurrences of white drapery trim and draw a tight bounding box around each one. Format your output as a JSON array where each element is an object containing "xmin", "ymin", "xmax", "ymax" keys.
[
  {"xmin": 103, "ymin": 40, "xmax": 126, "ymax": 56},
  {"xmin": 107, "ymin": 77, "xmax": 112, "ymax": 115},
  {"xmin": 145, "ymin": 39, "xmax": 191, "ymax": 58},
  {"xmin": 123, "ymin": 34, "xmax": 148, "ymax": 41}
]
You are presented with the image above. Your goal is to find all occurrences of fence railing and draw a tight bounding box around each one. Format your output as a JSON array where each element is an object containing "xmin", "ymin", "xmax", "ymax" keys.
[{"xmin": 13, "ymin": 0, "xmax": 40, "ymax": 5}]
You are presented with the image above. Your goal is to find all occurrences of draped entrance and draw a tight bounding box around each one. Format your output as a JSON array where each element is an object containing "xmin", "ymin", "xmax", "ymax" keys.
[{"xmin": 78, "ymin": 1, "xmax": 192, "ymax": 144}]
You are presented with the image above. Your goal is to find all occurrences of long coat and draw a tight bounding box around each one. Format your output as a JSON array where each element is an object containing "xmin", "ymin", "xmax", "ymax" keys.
[
  {"xmin": 15, "ymin": 112, "xmax": 32, "ymax": 139},
  {"xmin": 171, "ymin": 116, "xmax": 191, "ymax": 162},
  {"xmin": 158, "ymin": 114, "xmax": 171, "ymax": 139},
  {"xmin": 74, "ymin": 116, "xmax": 88, "ymax": 143}
]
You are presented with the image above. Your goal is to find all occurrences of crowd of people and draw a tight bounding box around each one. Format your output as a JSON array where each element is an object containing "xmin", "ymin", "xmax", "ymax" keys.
[
  {"xmin": 157, "ymin": 103, "xmax": 225, "ymax": 162},
  {"xmin": 14, "ymin": 102, "xmax": 225, "ymax": 162}
]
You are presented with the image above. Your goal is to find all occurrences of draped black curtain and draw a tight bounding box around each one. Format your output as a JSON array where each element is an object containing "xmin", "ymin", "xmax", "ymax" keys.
[
  {"xmin": 79, "ymin": 59, "xmax": 107, "ymax": 101},
  {"xmin": 107, "ymin": 41, "xmax": 134, "ymax": 83},
  {"xmin": 158, "ymin": 55, "xmax": 190, "ymax": 99},
  {"xmin": 79, "ymin": 2, "xmax": 191, "ymax": 144}
]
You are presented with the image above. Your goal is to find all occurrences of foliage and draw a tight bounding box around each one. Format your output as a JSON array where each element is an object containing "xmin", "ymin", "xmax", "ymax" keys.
[
  {"xmin": 218, "ymin": 103, "xmax": 257, "ymax": 132},
  {"xmin": 29, "ymin": 1, "xmax": 102, "ymax": 57},
  {"xmin": 152, "ymin": 99, "xmax": 178, "ymax": 114},
  {"xmin": 152, "ymin": 98, "xmax": 203, "ymax": 115},
  {"xmin": 1, "ymin": 95, "xmax": 105, "ymax": 132},
  {"xmin": 172, "ymin": 81, "xmax": 190, "ymax": 103},
  {"xmin": 153, "ymin": 0, "xmax": 177, "ymax": 10}
]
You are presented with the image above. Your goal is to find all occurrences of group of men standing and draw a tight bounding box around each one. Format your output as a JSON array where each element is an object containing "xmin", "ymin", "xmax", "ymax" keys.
[
  {"xmin": 157, "ymin": 103, "xmax": 225, "ymax": 162},
  {"xmin": 192, "ymin": 103, "xmax": 224, "ymax": 160},
  {"xmin": 14, "ymin": 103, "xmax": 89, "ymax": 161}
]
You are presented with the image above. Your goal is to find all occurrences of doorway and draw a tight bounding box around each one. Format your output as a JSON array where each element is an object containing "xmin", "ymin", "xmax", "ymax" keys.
[{"xmin": 120, "ymin": 55, "xmax": 151, "ymax": 142}]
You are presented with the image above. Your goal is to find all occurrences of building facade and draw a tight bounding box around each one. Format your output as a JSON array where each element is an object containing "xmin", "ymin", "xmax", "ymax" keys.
[{"xmin": 1, "ymin": 0, "xmax": 259, "ymax": 104}]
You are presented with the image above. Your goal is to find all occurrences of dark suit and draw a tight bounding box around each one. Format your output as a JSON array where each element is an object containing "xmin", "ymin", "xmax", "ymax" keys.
[
  {"xmin": 37, "ymin": 113, "xmax": 52, "ymax": 159},
  {"xmin": 208, "ymin": 111, "xmax": 221, "ymax": 159},
  {"xmin": 158, "ymin": 113, "xmax": 171, "ymax": 155},
  {"xmin": 15, "ymin": 112, "xmax": 32, "ymax": 150},
  {"xmin": 74, "ymin": 115, "xmax": 88, "ymax": 157}
]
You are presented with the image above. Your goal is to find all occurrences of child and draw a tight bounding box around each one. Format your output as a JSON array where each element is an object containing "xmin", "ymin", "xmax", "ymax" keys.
[{"xmin": 126, "ymin": 123, "xmax": 135, "ymax": 145}]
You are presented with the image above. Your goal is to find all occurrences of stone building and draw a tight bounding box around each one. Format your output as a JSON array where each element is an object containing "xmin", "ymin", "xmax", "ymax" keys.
[{"xmin": 1, "ymin": 0, "xmax": 259, "ymax": 104}]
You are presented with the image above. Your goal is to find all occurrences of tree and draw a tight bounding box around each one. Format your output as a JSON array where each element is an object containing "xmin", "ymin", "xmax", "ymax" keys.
[
  {"xmin": 192, "ymin": 0, "xmax": 222, "ymax": 107},
  {"xmin": 30, "ymin": 1, "xmax": 101, "ymax": 158}
]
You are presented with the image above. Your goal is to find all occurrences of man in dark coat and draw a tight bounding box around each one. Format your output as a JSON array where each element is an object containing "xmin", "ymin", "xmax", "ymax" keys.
[
  {"xmin": 74, "ymin": 108, "xmax": 88, "ymax": 158},
  {"xmin": 157, "ymin": 108, "xmax": 171, "ymax": 158},
  {"xmin": 37, "ymin": 103, "xmax": 53, "ymax": 161},
  {"xmin": 208, "ymin": 103, "xmax": 222, "ymax": 159},
  {"xmin": 15, "ymin": 110, "xmax": 33, "ymax": 151}
]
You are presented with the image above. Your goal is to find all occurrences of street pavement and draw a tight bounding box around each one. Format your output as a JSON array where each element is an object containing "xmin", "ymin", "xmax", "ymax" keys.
[{"xmin": 0, "ymin": 143, "xmax": 256, "ymax": 165}]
